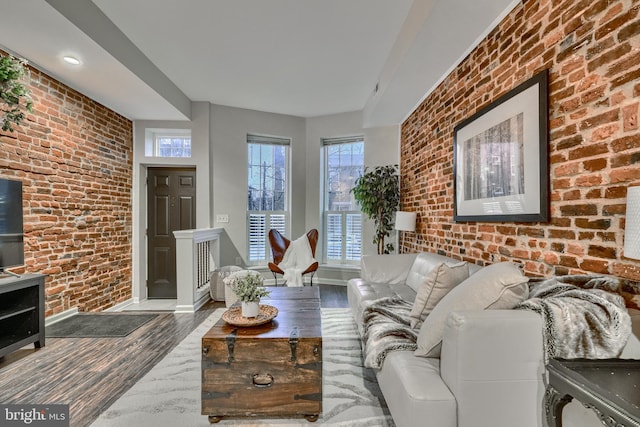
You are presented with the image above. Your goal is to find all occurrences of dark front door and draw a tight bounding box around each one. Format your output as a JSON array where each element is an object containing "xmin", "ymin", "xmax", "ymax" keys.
[{"xmin": 147, "ymin": 167, "xmax": 196, "ymax": 298}]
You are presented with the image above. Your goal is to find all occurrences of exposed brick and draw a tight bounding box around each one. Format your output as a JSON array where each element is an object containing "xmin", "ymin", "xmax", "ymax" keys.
[
  {"xmin": 588, "ymin": 245, "xmax": 617, "ymax": 259},
  {"xmin": 610, "ymin": 167, "xmax": 640, "ymax": 183},
  {"xmin": 555, "ymin": 162, "xmax": 580, "ymax": 176},
  {"xmin": 517, "ymin": 227, "xmax": 545, "ymax": 238},
  {"xmin": 576, "ymin": 174, "xmax": 603, "ymax": 187},
  {"xmin": 0, "ymin": 50, "xmax": 133, "ymax": 316},
  {"xmin": 605, "ymin": 186, "xmax": 627, "ymax": 199},
  {"xmin": 568, "ymin": 142, "xmax": 610, "ymax": 160},
  {"xmin": 603, "ymin": 203, "xmax": 626, "ymax": 216},
  {"xmin": 583, "ymin": 158, "xmax": 607, "ymax": 171},
  {"xmin": 585, "ymin": 188, "xmax": 602, "ymax": 199},
  {"xmin": 623, "ymin": 103, "xmax": 639, "ymax": 131},
  {"xmin": 575, "ymin": 218, "xmax": 611, "ymax": 229},
  {"xmin": 607, "ymin": 53, "xmax": 640, "ymax": 81},
  {"xmin": 562, "ymin": 189, "xmax": 582, "ymax": 200},
  {"xmin": 560, "ymin": 255, "xmax": 579, "ymax": 268},
  {"xmin": 618, "ymin": 14, "xmax": 640, "ymax": 41},
  {"xmin": 586, "ymin": 42, "xmax": 632, "ymax": 72},
  {"xmin": 555, "ymin": 134, "xmax": 584, "ymax": 150},
  {"xmin": 611, "ymin": 134, "xmax": 640, "ymax": 152},
  {"xmin": 560, "ymin": 204, "xmax": 598, "ymax": 216},
  {"xmin": 579, "ymin": 259, "xmax": 610, "ymax": 273},
  {"xmin": 579, "ymin": 108, "xmax": 620, "ymax": 130},
  {"xmin": 594, "ymin": 5, "xmax": 639, "ymax": 40},
  {"xmin": 610, "ymin": 67, "xmax": 640, "ymax": 89},
  {"xmin": 400, "ymin": 0, "xmax": 640, "ymax": 282},
  {"xmin": 580, "ymin": 85, "xmax": 606, "ymax": 105}
]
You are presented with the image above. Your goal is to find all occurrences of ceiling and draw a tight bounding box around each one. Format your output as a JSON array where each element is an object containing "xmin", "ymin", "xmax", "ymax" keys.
[{"xmin": 0, "ymin": 0, "xmax": 518, "ymax": 126}]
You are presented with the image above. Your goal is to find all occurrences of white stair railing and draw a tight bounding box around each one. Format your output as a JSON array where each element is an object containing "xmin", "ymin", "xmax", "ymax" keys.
[{"xmin": 173, "ymin": 228, "xmax": 223, "ymax": 313}]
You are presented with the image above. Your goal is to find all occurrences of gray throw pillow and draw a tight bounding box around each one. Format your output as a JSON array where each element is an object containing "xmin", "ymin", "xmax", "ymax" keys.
[
  {"xmin": 414, "ymin": 262, "xmax": 529, "ymax": 358},
  {"xmin": 409, "ymin": 262, "xmax": 469, "ymax": 328}
]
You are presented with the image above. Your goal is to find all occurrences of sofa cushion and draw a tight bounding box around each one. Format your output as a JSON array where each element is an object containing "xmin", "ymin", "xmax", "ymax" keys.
[
  {"xmin": 415, "ymin": 262, "xmax": 529, "ymax": 358},
  {"xmin": 347, "ymin": 278, "xmax": 417, "ymax": 333},
  {"xmin": 409, "ymin": 262, "xmax": 469, "ymax": 328},
  {"xmin": 376, "ymin": 350, "xmax": 456, "ymax": 427},
  {"xmin": 406, "ymin": 252, "xmax": 471, "ymax": 292}
]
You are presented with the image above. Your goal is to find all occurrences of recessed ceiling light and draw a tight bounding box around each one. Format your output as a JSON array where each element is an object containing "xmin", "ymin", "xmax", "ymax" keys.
[{"xmin": 63, "ymin": 56, "xmax": 81, "ymax": 65}]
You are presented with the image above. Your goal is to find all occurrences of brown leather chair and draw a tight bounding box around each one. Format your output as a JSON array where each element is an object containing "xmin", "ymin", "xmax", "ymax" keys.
[{"xmin": 268, "ymin": 229, "xmax": 319, "ymax": 286}]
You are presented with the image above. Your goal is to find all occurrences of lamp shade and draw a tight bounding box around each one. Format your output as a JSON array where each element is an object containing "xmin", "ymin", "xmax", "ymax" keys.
[
  {"xmin": 624, "ymin": 186, "xmax": 640, "ymax": 260},
  {"xmin": 395, "ymin": 211, "xmax": 416, "ymax": 232}
]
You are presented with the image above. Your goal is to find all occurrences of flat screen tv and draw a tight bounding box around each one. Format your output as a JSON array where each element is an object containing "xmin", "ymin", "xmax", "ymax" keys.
[{"xmin": 0, "ymin": 177, "xmax": 24, "ymax": 275}]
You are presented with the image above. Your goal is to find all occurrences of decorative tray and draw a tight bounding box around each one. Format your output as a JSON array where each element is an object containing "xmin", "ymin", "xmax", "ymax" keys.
[{"xmin": 222, "ymin": 304, "xmax": 278, "ymax": 327}]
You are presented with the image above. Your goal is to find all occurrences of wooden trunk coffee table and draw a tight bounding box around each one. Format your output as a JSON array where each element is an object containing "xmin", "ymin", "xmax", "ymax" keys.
[{"xmin": 201, "ymin": 286, "xmax": 322, "ymax": 423}]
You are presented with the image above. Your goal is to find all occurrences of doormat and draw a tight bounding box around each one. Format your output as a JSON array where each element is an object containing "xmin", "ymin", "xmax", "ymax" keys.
[{"xmin": 46, "ymin": 313, "xmax": 158, "ymax": 338}]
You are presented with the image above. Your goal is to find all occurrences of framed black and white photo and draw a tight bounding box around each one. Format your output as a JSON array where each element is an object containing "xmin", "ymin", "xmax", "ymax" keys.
[{"xmin": 453, "ymin": 69, "xmax": 549, "ymax": 222}]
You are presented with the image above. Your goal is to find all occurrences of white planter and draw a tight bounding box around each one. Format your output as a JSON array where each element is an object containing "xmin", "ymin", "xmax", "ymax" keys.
[{"xmin": 241, "ymin": 301, "xmax": 260, "ymax": 318}]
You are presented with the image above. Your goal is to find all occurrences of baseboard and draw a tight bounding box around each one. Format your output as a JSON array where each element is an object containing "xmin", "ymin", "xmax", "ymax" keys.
[
  {"xmin": 45, "ymin": 307, "xmax": 79, "ymax": 326},
  {"xmin": 105, "ymin": 299, "xmax": 135, "ymax": 312}
]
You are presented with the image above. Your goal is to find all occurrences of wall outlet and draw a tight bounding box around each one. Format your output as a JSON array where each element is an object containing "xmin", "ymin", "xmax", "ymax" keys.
[
  {"xmin": 216, "ymin": 214, "xmax": 229, "ymax": 223},
  {"xmin": 235, "ymin": 257, "xmax": 242, "ymax": 265}
]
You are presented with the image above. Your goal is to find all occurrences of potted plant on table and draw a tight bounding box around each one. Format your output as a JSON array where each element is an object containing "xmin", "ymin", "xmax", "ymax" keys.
[{"xmin": 223, "ymin": 271, "xmax": 270, "ymax": 318}]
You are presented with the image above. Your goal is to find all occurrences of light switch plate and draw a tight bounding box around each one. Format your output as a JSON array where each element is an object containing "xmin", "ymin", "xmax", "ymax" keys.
[{"xmin": 216, "ymin": 214, "xmax": 229, "ymax": 223}]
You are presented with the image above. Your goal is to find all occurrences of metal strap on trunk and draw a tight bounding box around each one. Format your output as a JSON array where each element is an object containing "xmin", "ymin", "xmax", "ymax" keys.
[
  {"xmin": 289, "ymin": 326, "xmax": 299, "ymax": 362},
  {"xmin": 226, "ymin": 329, "xmax": 238, "ymax": 363}
]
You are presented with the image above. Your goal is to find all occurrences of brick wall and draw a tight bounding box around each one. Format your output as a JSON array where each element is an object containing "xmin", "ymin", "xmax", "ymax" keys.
[
  {"xmin": 0, "ymin": 53, "xmax": 133, "ymax": 316},
  {"xmin": 401, "ymin": 0, "xmax": 640, "ymax": 285}
]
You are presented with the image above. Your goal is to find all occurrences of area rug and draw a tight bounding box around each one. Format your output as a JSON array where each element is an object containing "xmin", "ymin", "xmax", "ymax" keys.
[
  {"xmin": 90, "ymin": 308, "xmax": 394, "ymax": 426},
  {"xmin": 46, "ymin": 313, "xmax": 157, "ymax": 338}
]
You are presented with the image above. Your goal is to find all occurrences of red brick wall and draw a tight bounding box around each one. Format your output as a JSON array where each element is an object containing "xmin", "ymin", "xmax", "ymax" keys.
[
  {"xmin": 401, "ymin": 0, "xmax": 640, "ymax": 283},
  {"xmin": 0, "ymin": 53, "xmax": 133, "ymax": 316}
]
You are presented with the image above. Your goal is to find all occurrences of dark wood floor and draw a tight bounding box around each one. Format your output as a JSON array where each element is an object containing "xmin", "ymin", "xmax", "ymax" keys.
[{"xmin": 0, "ymin": 284, "xmax": 347, "ymax": 427}]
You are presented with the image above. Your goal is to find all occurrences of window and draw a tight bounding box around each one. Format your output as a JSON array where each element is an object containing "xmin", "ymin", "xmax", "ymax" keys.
[
  {"xmin": 322, "ymin": 137, "xmax": 364, "ymax": 264},
  {"xmin": 247, "ymin": 134, "xmax": 290, "ymax": 265},
  {"xmin": 144, "ymin": 129, "xmax": 192, "ymax": 158},
  {"xmin": 155, "ymin": 135, "xmax": 191, "ymax": 158}
]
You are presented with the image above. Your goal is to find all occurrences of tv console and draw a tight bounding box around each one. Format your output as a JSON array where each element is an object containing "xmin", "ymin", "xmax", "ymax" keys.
[{"xmin": 0, "ymin": 274, "xmax": 46, "ymax": 358}]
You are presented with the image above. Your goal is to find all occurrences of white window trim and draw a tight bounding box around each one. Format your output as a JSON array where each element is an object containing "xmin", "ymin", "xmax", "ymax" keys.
[
  {"xmin": 321, "ymin": 136, "xmax": 364, "ymax": 265},
  {"xmin": 246, "ymin": 134, "xmax": 291, "ymax": 266}
]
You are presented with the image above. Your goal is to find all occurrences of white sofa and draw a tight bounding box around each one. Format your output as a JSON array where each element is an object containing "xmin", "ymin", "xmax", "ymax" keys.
[{"xmin": 347, "ymin": 252, "xmax": 640, "ymax": 427}]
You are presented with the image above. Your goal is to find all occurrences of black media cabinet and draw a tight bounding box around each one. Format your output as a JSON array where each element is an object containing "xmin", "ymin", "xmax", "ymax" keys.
[{"xmin": 0, "ymin": 274, "xmax": 46, "ymax": 358}]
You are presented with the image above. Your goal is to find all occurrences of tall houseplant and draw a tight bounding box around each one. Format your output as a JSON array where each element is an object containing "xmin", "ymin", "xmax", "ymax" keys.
[
  {"xmin": 351, "ymin": 164, "xmax": 399, "ymax": 254},
  {"xmin": 0, "ymin": 54, "xmax": 33, "ymax": 132}
]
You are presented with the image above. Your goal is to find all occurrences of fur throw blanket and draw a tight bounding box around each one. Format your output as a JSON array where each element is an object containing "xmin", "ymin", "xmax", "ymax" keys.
[
  {"xmin": 279, "ymin": 234, "xmax": 316, "ymax": 287},
  {"xmin": 515, "ymin": 275, "xmax": 632, "ymax": 362},
  {"xmin": 361, "ymin": 297, "xmax": 417, "ymax": 369}
]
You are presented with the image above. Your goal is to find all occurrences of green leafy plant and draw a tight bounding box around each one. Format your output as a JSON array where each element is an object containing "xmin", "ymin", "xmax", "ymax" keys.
[
  {"xmin": 351, "ymin": 164, "xmax": 400, "ymax": 254},
  {"xmin": 0, "ymin": 55, "xmax": 33, "ymax": 132},
  {"xmin": 223, "ymin": 270, "xmax": 270, "ymax": 302}
]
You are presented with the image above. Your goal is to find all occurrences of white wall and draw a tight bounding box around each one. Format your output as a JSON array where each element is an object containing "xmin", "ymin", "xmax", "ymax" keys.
[
  {"xmin": 305, "ymin": 111, "xmax": 400, "ymax": 258},
  {"xmin": 210, "ymin": 104, "xmax": 306, "ymax": 266},
  {"xmin": 132, "ymin": 104, "xmax": 400, "ymax": 298},
  {"xmin": 132, "ymin": 101, "xmax": 211, "ymax": 302}
]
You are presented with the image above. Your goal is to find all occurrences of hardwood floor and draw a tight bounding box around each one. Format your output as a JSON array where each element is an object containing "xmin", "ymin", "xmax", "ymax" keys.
[{"xmin": 0, "ymin": 284, "xmax": 348, "ymax": 427}]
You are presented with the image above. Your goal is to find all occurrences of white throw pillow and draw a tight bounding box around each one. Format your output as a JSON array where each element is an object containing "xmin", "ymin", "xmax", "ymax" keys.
[
  {"xmin": 210, "ymin": 266, "xmax": 244, "ymax": 307},
  {"xmin": 409, "ymin": 262, "xmax": 469, "ymax": 328},
  {"xmin": 405, "ymin": 253, "xmax": 458, "ymax": 292},
  {"xmin": 414, "ymin": 262, "xmax": 529, "ymax": 358}
]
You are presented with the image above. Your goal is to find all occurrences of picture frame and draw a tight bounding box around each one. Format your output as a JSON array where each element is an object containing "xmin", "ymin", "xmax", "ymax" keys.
[{"xmin": 453, "ymin": 69, "xmax": 549, "ymax": 222}]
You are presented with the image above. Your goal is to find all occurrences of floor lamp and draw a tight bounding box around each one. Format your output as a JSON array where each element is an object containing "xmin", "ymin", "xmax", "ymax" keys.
[
  {"xmin": 395, "ymin": 211, "xmax": 416, "ymax": 254},
  {"xmin": 624, "ymin": 186, "xmax": 640, "ymax": 260}
]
